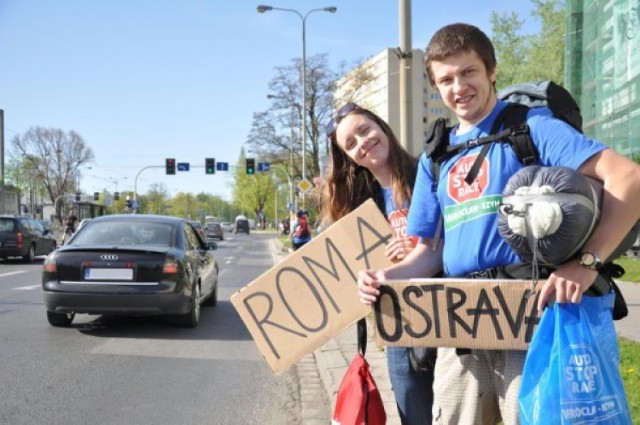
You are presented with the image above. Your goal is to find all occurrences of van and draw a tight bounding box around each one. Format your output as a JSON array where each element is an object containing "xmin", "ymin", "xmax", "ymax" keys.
[{"xmin": 234, "ymin": 217, "xmax": 250, "ymax": 234}]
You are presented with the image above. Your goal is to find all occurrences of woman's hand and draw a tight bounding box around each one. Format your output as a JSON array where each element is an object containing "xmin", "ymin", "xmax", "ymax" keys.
[
  {"xmin": 357, "ymin": 269, "xmax": 386, "ymax": 305},
  {"xmin": 385, "ymin": 236, "xmax": 415, "ymax": 262}
]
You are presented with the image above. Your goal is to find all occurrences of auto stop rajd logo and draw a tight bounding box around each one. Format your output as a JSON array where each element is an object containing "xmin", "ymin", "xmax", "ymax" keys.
[{"xmin": 447, "ymin": 154, "xmax": 489, "ymax": 203}]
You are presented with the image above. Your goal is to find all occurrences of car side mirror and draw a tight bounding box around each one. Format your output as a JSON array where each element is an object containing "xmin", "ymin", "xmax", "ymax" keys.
[{"xmin": 206, "ymin": 241, "xmax": 218, "ymax": 250}]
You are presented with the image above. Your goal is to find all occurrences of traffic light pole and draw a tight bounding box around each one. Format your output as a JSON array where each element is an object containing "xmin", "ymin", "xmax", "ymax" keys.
[
  {"xmin": 53, "ymin": 194, "xmax": 79, "ymax": 224},
  {"xmin": 133, "ymin": 165, "xmax": 164, "ymax": 202}
]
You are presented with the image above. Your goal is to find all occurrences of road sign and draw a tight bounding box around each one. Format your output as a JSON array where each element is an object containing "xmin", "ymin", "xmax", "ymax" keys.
[
  {"xmin": 216, "ymin": 162, "xmax": 229, "ymax": 171},
  {"xmin": 298, "ymin": 178, "xmax": 313, "ymax": 193},
  {"xmin": 257, "ymin": 162, "xmax": 270, "ymax": 172},
  {"xmin": 177, "ymin": 162, "xmax": 190, "ymax": 171}
]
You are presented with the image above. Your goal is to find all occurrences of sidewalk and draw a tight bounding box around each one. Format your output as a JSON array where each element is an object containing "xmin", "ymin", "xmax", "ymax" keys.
[
  {"xmin": 613, "ymin": 280, "xmax": 640, "ymax": 341},
  {"xmin": 269, "ymin": 238, "xmax": 640, "ymax": 424}
]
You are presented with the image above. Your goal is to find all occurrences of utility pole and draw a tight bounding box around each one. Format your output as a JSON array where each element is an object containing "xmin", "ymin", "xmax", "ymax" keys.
[{"xmin": 398, "ymin": 0, "xmax": 413, "ymax": 154}]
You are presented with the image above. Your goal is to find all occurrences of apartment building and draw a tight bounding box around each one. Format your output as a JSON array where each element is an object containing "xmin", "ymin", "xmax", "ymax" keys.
[{"xmin": 332, "ymin": 48, "xmax": 454, "ymax": 158}]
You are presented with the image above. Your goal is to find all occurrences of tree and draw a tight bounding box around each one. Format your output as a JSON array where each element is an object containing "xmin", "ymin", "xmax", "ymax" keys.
[
  {"xmin": 246, "ymin": 54, "xmax": 375, "ymax": 182},
  {"xmin": 491, "ymin": 0, "xmax": 565, "ymax": 88},
  {"xmin": 231, "ymin": 149, "xmax": 274, "ymax": 226},
  {"xmin": 527, "ymin": 0, "xmax": 565, "ymax": 84},
  {"xmin": 10, "ymin": 126, "xmax": 94, "ymax": 221},
  {"xmin": 144, "ymin": 183, "xmax": 170, "ymax": 215}
]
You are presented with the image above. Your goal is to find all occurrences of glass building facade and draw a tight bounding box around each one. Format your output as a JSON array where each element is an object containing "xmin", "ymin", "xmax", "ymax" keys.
[{"xmin": 565, "ymin": 0, "xmax": 640, "ymax": 160}]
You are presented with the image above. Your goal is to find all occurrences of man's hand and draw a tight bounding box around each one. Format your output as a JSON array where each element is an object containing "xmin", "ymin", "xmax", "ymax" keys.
[
  {"xmin": 537, "ymin": 260, "xmax": 598, "ymax": 312},
  {"xmin": 357, "ymin": 269, "xmax": 386, "ymax": 305}
]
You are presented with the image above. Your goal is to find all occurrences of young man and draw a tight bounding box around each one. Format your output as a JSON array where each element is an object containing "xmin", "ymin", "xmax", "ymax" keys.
[{"xmin": 357, "ymin": 23, "xmax": 640, "ymax": 424}]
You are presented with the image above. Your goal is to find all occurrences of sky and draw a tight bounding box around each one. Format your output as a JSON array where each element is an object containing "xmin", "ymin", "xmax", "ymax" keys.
[{"xmin": 0, "ymin": 0, "xmax": 539, "ymax": 201}]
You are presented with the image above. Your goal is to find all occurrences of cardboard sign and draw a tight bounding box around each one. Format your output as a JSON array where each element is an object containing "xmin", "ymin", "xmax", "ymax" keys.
[
  {"xmin": 373, "ymin": 279, "xmax": 542, "ymax": 350},
  {"xmin": 231, "ymin": 199, "xmax": 394, "ymax": 374}
]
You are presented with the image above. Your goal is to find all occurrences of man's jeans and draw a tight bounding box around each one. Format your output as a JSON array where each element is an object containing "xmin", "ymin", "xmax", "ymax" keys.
[{"xmin": 386, "ymin": 346, "xmax": 434, "ymax": 424}]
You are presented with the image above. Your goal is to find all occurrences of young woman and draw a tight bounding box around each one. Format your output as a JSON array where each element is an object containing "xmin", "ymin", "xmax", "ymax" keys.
[{"xmin": 322, "ymin": 103, "xmax": 440, "ymax": 425}]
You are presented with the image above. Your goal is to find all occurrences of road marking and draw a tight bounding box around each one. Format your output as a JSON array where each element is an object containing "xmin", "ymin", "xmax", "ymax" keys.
[
  {"xmin": 92, "ymin": 338, "xmax": 259, "ymax": 360},
  {"xmin": 14, "ymin": 284, "xmax": 40, "ymax": 290},
  {"xmin": 0, "ymin": 271, "xmax": 28, "ymax": 278}
]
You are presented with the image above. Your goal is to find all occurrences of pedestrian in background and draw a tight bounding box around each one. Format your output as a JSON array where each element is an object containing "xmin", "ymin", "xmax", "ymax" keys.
[
  {"xmin": 290, "ymin": 210, "xmax": 311, "ymax": 250},
  {"xmin": 358, "ymin": 22, "xmax": 640, "ymax": 424},
  {"xmin": 62, "ymin": 214, "xmax": 78, "ymax": 245},
  {"xmin": 322, "ymin": 103, "xmax": 443, "ymax": 425}
]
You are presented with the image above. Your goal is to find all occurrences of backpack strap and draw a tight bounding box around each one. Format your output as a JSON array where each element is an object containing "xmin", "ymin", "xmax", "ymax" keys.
[
  {"xmin": 498, "ymin": 103, "xmax": 539, "ymax": 166},
  {"xmin": 463, "ymin": 103, "xmax": 539, "ymax": 184}
]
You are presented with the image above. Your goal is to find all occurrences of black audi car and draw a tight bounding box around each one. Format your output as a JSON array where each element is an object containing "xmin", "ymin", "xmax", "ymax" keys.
[{"xmin": 42, "ymin": 214, "xmax": 219, "ymax": 328}]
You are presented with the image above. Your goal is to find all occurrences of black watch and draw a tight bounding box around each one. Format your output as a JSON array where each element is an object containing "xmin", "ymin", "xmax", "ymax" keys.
[{"xmin": 578, "ymin": 251, "xmax": 603, "ymax": 271}]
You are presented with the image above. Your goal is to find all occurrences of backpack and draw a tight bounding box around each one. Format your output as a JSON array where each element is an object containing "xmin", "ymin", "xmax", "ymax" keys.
[
  {"xmin": 294, "ymin": 216, "xmax": 310, "ymax": 238},
  {"xmin": 332, "ymin": 319, "xmax": 386, "ymax": 425},
  {"xmin": 425, "ymin": 80, "xmax": 581, "ymax": 186}
]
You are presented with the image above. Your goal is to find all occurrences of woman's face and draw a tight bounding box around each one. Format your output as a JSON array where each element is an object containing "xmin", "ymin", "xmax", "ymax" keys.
[{"xmin": 334, "ymin": 113, "xmax": 390, "ymax": 172}]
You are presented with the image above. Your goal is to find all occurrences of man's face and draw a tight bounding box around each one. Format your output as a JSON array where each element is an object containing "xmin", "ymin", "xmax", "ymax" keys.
[{"xmin": 430, "ymin": 50, "xmax": 497, "ymax": 131}]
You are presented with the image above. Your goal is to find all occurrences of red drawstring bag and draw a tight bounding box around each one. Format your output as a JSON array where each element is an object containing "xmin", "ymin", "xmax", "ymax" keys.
[{"xmin": 332, "ymin": 319, "xmax": 386, "ymax": 425}]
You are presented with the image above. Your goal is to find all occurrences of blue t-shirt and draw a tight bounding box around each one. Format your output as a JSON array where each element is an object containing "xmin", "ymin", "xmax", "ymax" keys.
[
  {"xmin": 382, "ymin": 188, "xmax": 418, "ymax": 247},
  {"xmin": 406, "ymin": 101, "xmax": 607, "ymax": 277}
]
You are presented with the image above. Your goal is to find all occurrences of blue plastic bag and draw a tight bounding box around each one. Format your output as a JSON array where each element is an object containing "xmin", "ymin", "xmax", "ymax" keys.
[{"xmin": 519, "ymin": 292, "xmax": 632, "ymax": 424}]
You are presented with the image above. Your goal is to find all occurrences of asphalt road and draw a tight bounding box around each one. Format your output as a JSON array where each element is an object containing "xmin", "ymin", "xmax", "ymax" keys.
[{"xmin": 0, "ymin": 233, "xmax": 304, "ymax": 425}]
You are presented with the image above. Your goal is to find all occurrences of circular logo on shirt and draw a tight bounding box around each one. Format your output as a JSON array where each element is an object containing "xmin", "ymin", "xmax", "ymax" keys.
[{"xmin": 447, "ymin": 154, "xmax": 489, "ymax": 204}]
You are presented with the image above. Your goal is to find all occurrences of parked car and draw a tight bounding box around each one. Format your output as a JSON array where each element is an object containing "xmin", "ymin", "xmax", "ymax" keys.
[
  {"xmin": 0, "ymin": 215, "xmax": 57, "ymax": 262},
  {"xmin": 189, "ymin": 220, "xmax": 206, "ymax": 240},
  {"xmin": 42, "ymin": 214, "xmax": 219, "ymax": 328},
  {"xmin": 38, "ymin": 220, "xmax": 54, "ymax": 233},
  {"xmin": 205, "ymin": 222, "xmax": 224, "ymax": 241},
  {"xmin": 220, "ymin": 222, "xmax": 233, "ymax": 233}
]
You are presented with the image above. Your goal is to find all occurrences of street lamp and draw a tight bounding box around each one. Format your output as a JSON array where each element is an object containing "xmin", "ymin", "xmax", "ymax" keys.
[
  {"xmin": 257, "ymin": 4, "xmax": 337, "ymax": 207},
  {"xmin": 266, "ymin": 93, "xmax": 299, "ymax": 211}
]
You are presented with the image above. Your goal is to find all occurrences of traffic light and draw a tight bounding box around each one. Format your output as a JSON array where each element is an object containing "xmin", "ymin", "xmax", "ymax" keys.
[
  {"xmin": 165, "ymin": 158, "xmax": 176, "ymax": 175},
  {"xmin": 114, "ymin": 192, "xmax": 120, "ymax": 201},
  {"xmin": 93, "ymin": 192, "xmax": 100, "ymax": 201},
  {"xmin": 75, "ymin": 192, "xmax": 81, "ymax": 202},
  {"xmin": 246, "ymin": 158, "xmax": 255, "ymax": 175},
  {"xmin": 205, "ymin": 158, "xmax": 215, "ymax": 174}
]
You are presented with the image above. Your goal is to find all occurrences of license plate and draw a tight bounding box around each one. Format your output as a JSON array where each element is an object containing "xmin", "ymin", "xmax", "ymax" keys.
[{"xmin": 84, "ymin": 268, "xmax": 133, "ymax": 280}]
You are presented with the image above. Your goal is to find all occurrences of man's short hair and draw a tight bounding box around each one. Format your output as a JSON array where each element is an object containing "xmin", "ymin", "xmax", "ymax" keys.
[{"xmin": 424, "ymin": 23, "xmax": 496, "ymax": 87}]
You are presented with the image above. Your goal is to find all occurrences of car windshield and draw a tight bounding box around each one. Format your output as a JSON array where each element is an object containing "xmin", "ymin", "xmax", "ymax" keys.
[{"xmin": 71, "ymin": 221, "xmax": 174, "ymax": 246}]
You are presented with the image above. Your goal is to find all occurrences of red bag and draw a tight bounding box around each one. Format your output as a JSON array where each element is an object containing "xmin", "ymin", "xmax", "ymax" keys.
[{"xmin": 332, "ymin": 319, "xmax": 386, "ymax": 425}]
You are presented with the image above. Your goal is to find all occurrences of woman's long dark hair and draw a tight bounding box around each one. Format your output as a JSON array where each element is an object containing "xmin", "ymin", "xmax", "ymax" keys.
[{"xmin": 321, "ymin": 107, "xmax": 417, "ymax": 225}]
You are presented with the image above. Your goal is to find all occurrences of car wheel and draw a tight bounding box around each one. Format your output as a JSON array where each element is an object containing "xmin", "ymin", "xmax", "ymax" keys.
[
  {"xmin": 22, "ymin": 245, "xmax": 35, "ymax": 263},
  {"xmin": 203, "ymin": 280, "xmax": 218, "ymax": 307},
  {"xmin": 47, "ymin": 311, "xmax": 75, "ymax": 327},
  {"xmin": 175, "ymin": 283, "xmax": 200, "ymax": 328}
]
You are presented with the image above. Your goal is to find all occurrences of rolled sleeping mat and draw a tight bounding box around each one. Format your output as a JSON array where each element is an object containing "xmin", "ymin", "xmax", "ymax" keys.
[{"xmin": 498, "ymin": 165, "xmax": 600, "ymax": 266}]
